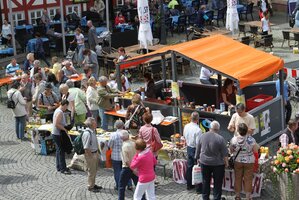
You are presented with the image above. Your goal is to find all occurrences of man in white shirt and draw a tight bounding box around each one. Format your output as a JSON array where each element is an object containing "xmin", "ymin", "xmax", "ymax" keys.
[
  {"xmin": 199, "ymin": 67, "xmax": 217, "ymax": 85},
  {"xmin": 82, "ymin": 117, "xmax": 103, "ymax": 192},
  {"xmin": 183, "ymin": 112, "xmax": 202, "ymax": 190},
  {"xmin": 228, "ymin": 103, "xmax": 256, "ymax": 135}
]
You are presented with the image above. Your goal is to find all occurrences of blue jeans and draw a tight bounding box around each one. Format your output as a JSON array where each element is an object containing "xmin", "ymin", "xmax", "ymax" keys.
[
  {"xmin": 118, "ymin": 167, "xmax": 139, "ymax": 200},
  {"xmin": 112, "ymin": 160, "xmax": 123, "ymax": 189},
  {"xmin": 201, "ymin": 164, "xmax": 225, "ymax": 200},
  {"xmin": 15, "ymin": 115, "xmax": 26, "ymax": 139},
  {"xmin": 52, "ymin": 134, "xmax": 67, "ymax": 172},
  {"xmin": 99, "ymin": 108, "xmax": 108, "ymax": 130},
  {"xmin": 186, "ymin": 146, "xmax": 196, "ymax": 188}
]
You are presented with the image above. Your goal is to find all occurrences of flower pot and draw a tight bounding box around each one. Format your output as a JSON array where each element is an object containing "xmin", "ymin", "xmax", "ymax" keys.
[{"xmin": 278, "ymin": 173, "xmax": 299, "ymax": 200}]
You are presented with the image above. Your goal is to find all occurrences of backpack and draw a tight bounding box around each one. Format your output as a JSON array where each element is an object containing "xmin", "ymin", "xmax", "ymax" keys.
[
  {"xmin": 73, "ymin": 129, "xmax": 92, "ymax": 155},
  {"xmin": 7, "ymin": 91, "xmax": 18, "ymax": 109}
]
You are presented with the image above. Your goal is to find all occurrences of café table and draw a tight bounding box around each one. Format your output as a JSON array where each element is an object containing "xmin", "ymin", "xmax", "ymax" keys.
[
  {"xmin": 244, "ymin": 21, "xmax": 275, "ymax": 28},
  {"xmin": 115, "ymin": 24, "xmax": 134, "ymax": 32},
  {"xmin": 27, "ymin": 37, "xmax": 49, "ymax": 53},
  {"xmin": 0, "ymin": 47, "xmax": 14, "ymax": 55},
  {"xmin": 15, "ymin": 25, "xmax": 34, "ymax": 33}
]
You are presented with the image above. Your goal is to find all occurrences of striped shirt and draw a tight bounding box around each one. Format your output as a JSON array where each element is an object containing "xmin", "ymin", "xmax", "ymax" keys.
[
  {"xmin": 108, "ymin": 130, "xmax": 123, "ymax": 161},
  {"xmin": 6, "ymin": 63, "xmax": 20, "ymax": 76}
]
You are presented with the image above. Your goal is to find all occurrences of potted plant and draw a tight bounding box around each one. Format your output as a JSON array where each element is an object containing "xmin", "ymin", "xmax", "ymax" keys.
[
  {"xmin": 272, "ymin": 143, "xmax": 299, "ymax": 199},
  {"xmin": 38, "ymin": 108, "xmax": 47, "ymax": 124}
]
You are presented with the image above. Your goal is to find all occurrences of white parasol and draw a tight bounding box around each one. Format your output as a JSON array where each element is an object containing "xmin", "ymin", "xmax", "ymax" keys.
[
  {"xmin": 226, "ymin": 0, "xmax": 239, "ymax": 33},
  {"xmin": 137, "ymin": 0, "xmax": 153, "ymax": 49}
]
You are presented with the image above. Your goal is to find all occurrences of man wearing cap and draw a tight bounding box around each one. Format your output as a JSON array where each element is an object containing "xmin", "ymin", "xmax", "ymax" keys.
[
  {"xmin": 62, "ymin": 61, "xmax": 79, "ymax": 78},
  {"xmin": 82, "ymin": 117, "xmax": 103, "ymax": 192}
]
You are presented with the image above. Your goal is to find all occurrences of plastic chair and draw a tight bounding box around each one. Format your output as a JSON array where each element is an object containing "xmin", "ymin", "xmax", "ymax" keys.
[
  {"xmin": 260, "ymin": 34, "xmax": 273, "ymax": 51},
  {"xmin": 281, "ymin": 31, "xmax": 292, "ymax": 47},
  {"xmin": 213, "ymin": 6, "xmax": 227, "ymax": 27},
  {"xmin": 177, "ymin": 15, "xmax": 187, "ymax": 33},
  {"xmin": 294, "ymin": 32, "xmax": 299, "ymax": 48},
  {"xmin": 249, "ymin": 26, "xmax": 258, "ymax": 38},
  {"xmin": 188, "ymin": 13, "xmax": 198, "ymax": 26},
  {"xmin": 165, "ymin": 18, "xmax": 174, "ymax": 37},
  {"xmin": 241, "ymin": 36, "xmax": 250, "ymax": 45},
  {"xmin": 240, "ymin": 3, "xmax": 254, "ymax": 21},
  {"xmin": 238, "ymin": 23, "xmax": 246, "ymax": 37}
]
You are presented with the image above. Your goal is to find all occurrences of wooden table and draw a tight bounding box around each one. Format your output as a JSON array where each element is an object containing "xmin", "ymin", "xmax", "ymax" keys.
[
  {"xmin": 202, "ymin": 29, "xmax": 231, "ymax": 37},
  {"xmin": 0, "ymin": 76, "xmax": 21, "ymax": 101},
  {"xmin": 289, "ymin": 28, "xmax": 299, "ymax": 33},
  {"xmin": 243, "ymin": 21, "xmax": 275, "ymax": 28},
  {"xmin": 125, "ymin": 44, "xmax": 167, "ymax": 53},
  {"xmin": 69, "ymin": 74, "xmax": 83, "ymax": 82}
]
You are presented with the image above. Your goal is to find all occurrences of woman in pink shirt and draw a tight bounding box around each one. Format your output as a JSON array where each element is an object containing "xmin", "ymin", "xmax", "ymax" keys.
[
  {"xmin": 138, "ymin": 112, "xmax": 162, "ymax": 156},
  {"xmin": 130, "ymin": 139, "xmax": 157, "ymax": 200}
]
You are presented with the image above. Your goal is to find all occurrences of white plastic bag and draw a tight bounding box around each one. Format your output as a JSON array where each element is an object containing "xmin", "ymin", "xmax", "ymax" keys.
[
  {"xmin": 192, "ymin": 165, "xmax": 202, "ymax": 185},
  {"xmin": 68, "ymin": 153, "xmax": 88, "ymax": 171}
]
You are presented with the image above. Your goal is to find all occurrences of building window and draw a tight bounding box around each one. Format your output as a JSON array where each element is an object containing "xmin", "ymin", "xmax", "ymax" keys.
[
  {"xmin": 12, "ymin": 12, "xmax": 25, "ymax": 26},
  {"xmin": 29, "ymin": 10, "xmax": 43, "ymax": 25},
  {"xmin": 48, "ymin": 7, "xmax": 59, "ymax": 20},
  {"xmin": 117, "ymin": 0, "xmax": 124, "ymax": 6},
  {"xmin": 66, "ymin": 5, "xmax": 81, "ymax": 16}
]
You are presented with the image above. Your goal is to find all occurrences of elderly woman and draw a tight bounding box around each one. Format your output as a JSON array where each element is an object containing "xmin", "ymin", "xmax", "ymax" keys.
[
  {"xmin": 37, "ymin": 83, "xmax": 60, "ymax": 122},
  {"xmin": 23, "ymin": 53, "xmax": 35, "ymax": 74},
  {"xmin": 125, "ymin": 94, "xmax": 148, "ymax": 136},
  {"xmin": 59, "ymin": 84, "xmax": 75, "ymax": 120},
  {"xmin": 86, "ymin": 77, "xmax": 99, "ymax": 121},
  {"xmin": 32, "ymin": 73, "xmax": 46, "ymax": 108},
  {"xmin": 230, "ymin": 123, "xmax": 259, "ymax": 200},
  {"xmin": 30, "ymin": 60, "xmax": 46, "ymax": 80},
  {"xmin": 7, "ymin": 81, "xmax": 27, "ymax": 140}
]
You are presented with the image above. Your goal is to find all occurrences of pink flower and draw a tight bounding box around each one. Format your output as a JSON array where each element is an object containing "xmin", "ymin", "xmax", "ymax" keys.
[
  {"xmin": 282, "ymin": 163, "xmax": 287, "ymax": 167},
  {"xmin": 289, "ymin": 155, "xmax": 294, "ymax": 159}
]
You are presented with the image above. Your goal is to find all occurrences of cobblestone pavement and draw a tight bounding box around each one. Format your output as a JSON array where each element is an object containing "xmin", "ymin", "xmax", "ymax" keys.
[{"xmin": 0, "ymin": 103, "xmax": 281, "ymax": 200}]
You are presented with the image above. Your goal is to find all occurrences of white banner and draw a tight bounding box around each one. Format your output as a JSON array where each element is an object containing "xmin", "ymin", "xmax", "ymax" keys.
[
  {"xmin": 219, "ymin": 170, "xmax": 263, "ymax": 198},
  {"xmin": 137, "ymin": 0, "xmax": 153, "ymax": 49}
]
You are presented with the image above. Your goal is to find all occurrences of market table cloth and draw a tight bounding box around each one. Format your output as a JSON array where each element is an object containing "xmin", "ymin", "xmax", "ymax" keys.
[{"xmin": 27, "ymin": 37, "xmax": 49, "ymax": 53}]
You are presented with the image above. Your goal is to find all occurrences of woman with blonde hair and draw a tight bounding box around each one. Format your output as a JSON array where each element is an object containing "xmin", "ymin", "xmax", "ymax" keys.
[
  {"xmin": 86, "ymin": 77, "xmax": 100, "ymax": 122},
  {"xmin": 125, "ymin": 94, "xmax": 148, "ymax": 136}
]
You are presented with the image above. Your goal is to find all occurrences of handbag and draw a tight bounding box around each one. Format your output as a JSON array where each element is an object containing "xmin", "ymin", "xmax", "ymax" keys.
[
  {"xmin": 124, "ymin": 105, "xmax": 140, "ymax": 129},
  {"xmin": 228, "ymin": 144, "xmax": 243, "ymax": 169},
  {"xmin": 150, "ymin": 127, "xmax": 163, "ymax": 152}
]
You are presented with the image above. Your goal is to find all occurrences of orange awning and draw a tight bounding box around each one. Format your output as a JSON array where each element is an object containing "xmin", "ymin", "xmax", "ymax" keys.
[{"xmin": 119, "ymin": 35, "xmax": 284, "ymax": 89}]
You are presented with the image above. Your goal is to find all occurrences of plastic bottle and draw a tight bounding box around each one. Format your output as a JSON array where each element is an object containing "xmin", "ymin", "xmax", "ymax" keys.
[
  {"xmin": 141, "ymin": 92, "xmax": 145, "ymax": 100},
  {"xmin": 220, "ymin": 102, "xmax": 225, "ymax": 112}
]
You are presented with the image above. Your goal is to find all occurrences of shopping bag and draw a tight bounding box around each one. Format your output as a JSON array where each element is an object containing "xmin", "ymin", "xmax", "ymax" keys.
[
  {"xmin": 68, "ymin": 153, "xmax": 88, "ymax": 171},
  {"xmin": 192, "ymin": 165, "xmax": 202, "ymax": 185},
  {"xmin": 105, "ymin": 148, "xmax": 112, "ymax": 168},
  {"xmin": 173, "ymin": 159, "xmax": 187, "ymax": 184}
]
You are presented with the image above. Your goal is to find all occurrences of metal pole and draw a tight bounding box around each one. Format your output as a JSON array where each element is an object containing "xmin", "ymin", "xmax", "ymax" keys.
[
  {"xmin": 217, "ymin": 74, "xmax": 222, "ymax": 108},
  {"xmin": 279, "ymin": 69, "xmax": 286, "ymax": 127},
  {"xmin": 8, "ymin": 0, "xmax": 16, "ymax": 56},
  {"xmin": 161, "ymin": 55, "xmax": 167, "ymax": 87},
  {"xmin": 171, "ymin": 52, "xmax": 177, "ymax": 81},
  {"xmin": 159, "ymin": 0, "xmax": 167, "ymax": 44},
  {"xmin": 116, "ymin": 64, "xmax": 122, "ymax": 91},
  {"xmin": 106, "ymin": 0, "xmax": 109, "ymax": 31},
  {"xmin": 60, "ymin": 0, "xmax": 66, "ymax": 55}
]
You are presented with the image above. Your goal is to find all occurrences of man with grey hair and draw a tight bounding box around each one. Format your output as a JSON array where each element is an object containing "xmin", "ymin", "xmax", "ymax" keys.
[
  {"xmin": 195, "ymin": 120, "xmax": 228, "ymax": 200},
  {"xmin": 30, "ymin": 60, "xmax": 46, "ymax": 80},
  {"xmin": 118, "ymin": 130, "xmax": 139, "ymax": 199},
  {"xmin": 82, "ymin": 117, "xmax": 102, "ymax": 192},
  {"xmin": 183, "ymin": 111, "xmax": 202, "ymax": 191},
  {"xmin": 108, "ymin": 120, "xmax": 132, "ymax": 191},
  {"xmin": 97, "ymin": 76, "xmax": 123, "ymax": 130},
  {"xmin": 62, "ymin": 60, "xmax": 79, "ymax": 78},
  {"xmin": 87, "ymin": 20, "xmax": 98, "ymax": 51}
]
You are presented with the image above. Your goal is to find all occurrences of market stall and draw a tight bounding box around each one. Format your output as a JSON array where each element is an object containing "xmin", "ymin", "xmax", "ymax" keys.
[{"xmin": 116, "ymin": 34, "xmax": 285, "ymax": 144}]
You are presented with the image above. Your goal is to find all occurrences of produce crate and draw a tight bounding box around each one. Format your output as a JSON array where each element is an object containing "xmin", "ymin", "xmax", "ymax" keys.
[{"xmin": 246, "ymin": 94, "xmax": 273, "ymax": 111}]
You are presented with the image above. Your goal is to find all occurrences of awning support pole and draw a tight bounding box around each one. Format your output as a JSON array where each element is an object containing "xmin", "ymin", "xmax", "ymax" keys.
[
  {"xmin": 279, "ymin": 69, "xmax": 286, "ymax": 128},
  {"xmin": 217, "ymin": 74, "xmax": 222, "ymax": 108},
  {"xmin": 116, "ymin": 64, "xmax": 122, "ymax": 91},
  {"xmin": 161, "ymin": 55, "xmax": 167, "ymax": 87}
]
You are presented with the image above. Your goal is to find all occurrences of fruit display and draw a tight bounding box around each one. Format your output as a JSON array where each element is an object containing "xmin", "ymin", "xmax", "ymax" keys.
[
  {"xmin": 123, "ymin": 92, "xmax": 135, "ymax": 99},
  {"xmin": 182, "ymin": 112, "xmax": 191, "ymax": 128}
]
